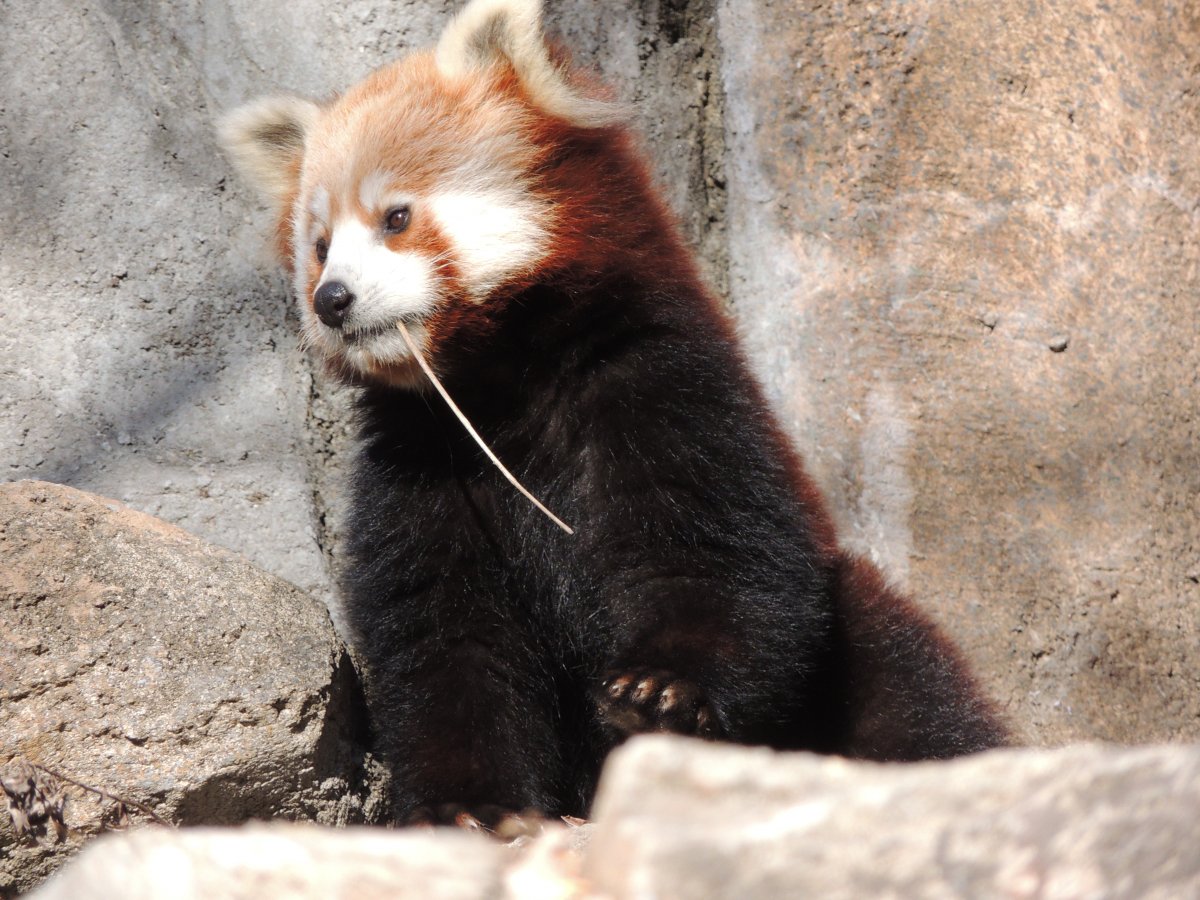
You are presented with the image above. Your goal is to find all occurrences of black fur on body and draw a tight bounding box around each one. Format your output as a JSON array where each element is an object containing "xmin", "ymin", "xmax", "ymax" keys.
[{"xmin": 341, "ymin": 195, "xmax": 1008, "ymax": 823}]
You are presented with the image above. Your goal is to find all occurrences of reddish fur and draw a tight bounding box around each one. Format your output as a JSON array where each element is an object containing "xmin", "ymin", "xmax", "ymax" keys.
[
  {"xmin": 830, "ymin": 555, "xmax": 1009, "ymax": 759},
  {"xmin": 275, "ymin": 186, "xmax": 300, "ymax": 272}
]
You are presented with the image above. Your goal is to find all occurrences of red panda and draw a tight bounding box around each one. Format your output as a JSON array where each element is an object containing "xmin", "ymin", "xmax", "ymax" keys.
[{"xmin": 220, "ymin": 0, "xmax": 1007, "ymax": 826}]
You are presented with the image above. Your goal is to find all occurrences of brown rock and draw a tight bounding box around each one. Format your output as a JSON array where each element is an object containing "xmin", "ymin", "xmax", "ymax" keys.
[
  {"xmin": 717, "ymin": 0, "xmax": 1200, "ymax": 745},
  {"xmin": 0, "ymin": 481, "xmax": 386, "ymax": 896}
]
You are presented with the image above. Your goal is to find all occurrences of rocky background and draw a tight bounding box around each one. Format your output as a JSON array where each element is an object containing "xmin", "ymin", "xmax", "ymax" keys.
[
  {"xmin": 2, "ymin": 0, "xmax": 1199, "ymax": 892},
  {"xmin": 720, "ymin": 0, "xmax": 1200, "ymax": 750}
]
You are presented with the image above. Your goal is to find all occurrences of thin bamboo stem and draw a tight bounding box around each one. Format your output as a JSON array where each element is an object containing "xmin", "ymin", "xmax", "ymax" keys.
[{"xmin": 396, "ymin": 321, "xmax": 575, "ymax": 535}]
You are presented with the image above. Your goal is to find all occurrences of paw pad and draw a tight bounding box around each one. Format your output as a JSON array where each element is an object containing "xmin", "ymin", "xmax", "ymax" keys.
[{"xmin": 597, "ymin": 668, "xmax": 721, "ymax": 738}]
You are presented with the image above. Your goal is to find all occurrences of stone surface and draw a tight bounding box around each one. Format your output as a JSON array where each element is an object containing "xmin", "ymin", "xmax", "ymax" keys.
[
  {"xmin": 586, "ymin": 736, "xmax": 1200, "ymax": 899},
  {"xmin": 718, "ymin": 0, "xmax": 1200, "ymax": 745},
  {"xmin": 0, "ymin": 481, "xmax": 386, "ymax": 897},
  {"xmin": 24, "ymin": 822, "xmax": 599, "ymax": 900},
  {"xmin": 27, "ymin": 825, "xmax": 510, "ymax": 900},
  {"xmin": 0, "ymin": 1, "xmax": 335, "ymax": 611}
]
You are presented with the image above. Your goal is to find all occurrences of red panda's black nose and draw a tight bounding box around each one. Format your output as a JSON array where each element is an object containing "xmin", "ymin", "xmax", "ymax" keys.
[{"xmin": 314, "ymin": 281, "xmax": 355, "ymax": 328}]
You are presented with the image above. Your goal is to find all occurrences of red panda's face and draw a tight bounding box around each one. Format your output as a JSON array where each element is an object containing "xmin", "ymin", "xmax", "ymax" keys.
[
  {"xmin": 288, "ymin": 56, "xmax": 553, "ymax": 386},
  {"xmin": 221, "ymin": 0, "xmax": 621, "ymax": 386}
]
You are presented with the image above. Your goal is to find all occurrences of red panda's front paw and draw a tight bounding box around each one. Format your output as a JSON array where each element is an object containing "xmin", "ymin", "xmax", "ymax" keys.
[
  {"xmin": 404, "ymin": 803, "xmax": 542, "ymax": 837},
  {"xmin": 597, "ymin": 668, "xmax": 723, "ymax": 739}
]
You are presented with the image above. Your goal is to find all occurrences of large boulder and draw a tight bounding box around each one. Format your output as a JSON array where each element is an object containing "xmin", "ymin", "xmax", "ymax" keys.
[
  {"xmin": 0, "ymin": 481, "xmax": 386, "ymax": 896},
  {"xmin": 27, "ymin": 826, "xmax": 512, "ymax": 900},
  {"xmin": 586, "ymin": 737, "xmax": 1200, "ymax": 898}
]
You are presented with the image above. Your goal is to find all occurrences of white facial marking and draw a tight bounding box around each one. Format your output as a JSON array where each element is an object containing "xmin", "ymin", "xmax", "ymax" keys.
[
  {"xmin": 319, "ymin": 217, "xmax": 377, "ymax": 291},
  {"xmin": 429, "ymin": 189, "xmax": 548, "ymax": 299},
  {"xmin": 320, "ymin": 217, "xmax": 438, "ymax": 326},
  {"xmin": 308, "ymin": 186, "xmax": 330, "ymax": 230},
  {"xmin": 299, "ymin": 215, "xmax": 441, "ymax": 373},
  {"xmin": 339, "ymin": 321, "xmax": 431, "ymax": 379}
]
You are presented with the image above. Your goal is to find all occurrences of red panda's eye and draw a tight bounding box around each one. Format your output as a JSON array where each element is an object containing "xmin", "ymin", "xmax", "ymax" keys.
[
  {"xmin": 315, "ymin": 238, "xmax": 328, "ymax": 265},
  {"xmin": 384, "ymin": 206, "xmax": 411, "ymax": 234}
]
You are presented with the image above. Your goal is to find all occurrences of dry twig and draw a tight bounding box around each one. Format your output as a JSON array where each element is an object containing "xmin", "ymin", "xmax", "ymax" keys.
[
  {"xmin": 1, "ymin": 756, "xmax": 171, "ymax": 843},
  {"xmin": 1, "ymin": 759, "xmax": 67, "ymax": 843},
  {"xmin": 396, "ymin": 320, "xmax": 575, "ymax": 535},
  {"xmin": 37, "ymin": 763, "xmax": 171, "ymax": 829}
]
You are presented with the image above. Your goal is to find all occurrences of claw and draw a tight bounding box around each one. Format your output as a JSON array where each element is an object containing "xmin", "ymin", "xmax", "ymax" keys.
[{"xmin": 596, "ymin": 668, "xmax": 721, "ymax": 738}]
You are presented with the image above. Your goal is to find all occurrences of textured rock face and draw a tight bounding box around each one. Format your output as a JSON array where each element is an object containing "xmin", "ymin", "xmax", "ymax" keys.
[
  {"xmin": 586, "ymin": 737, "xmax": 1200, "ymax": 899},
  {"xmin": 2, "ymin": 0, "xmax": 1197, "ymax": 749},
  {"xmin": 0, "ymin": 1, "xmax": 335, "ymax": 610},
  {"xmin": 718, "ymin": 0, "xmax": 1200, "ymax": 745},
  {"xmin": 25, "ymin": 737, "xmax": 1200, "ymax": 899},
  {"xmin": 0, "ymin": 482, "xmax": 385, "ymax": 897}
]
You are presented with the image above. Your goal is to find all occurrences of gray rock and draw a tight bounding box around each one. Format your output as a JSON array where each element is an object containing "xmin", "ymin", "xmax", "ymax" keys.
[
  {"xmin": 27, "ymin": 824, "xmax": 509, "ymax": 900},
  {"xmin": 0, "ymin": 481, "xmax": 386, "ymax": 897},
  {"xmin": 0, "ymin": 0, "xmax": 341, "ymax": 614},
  {"xmin": 23, "ymin": 821, "xmax": 599, "ymax": 900},
  {"xmin": 586, "ymin": 736, "xmax": 1200, "ymax": 899}
]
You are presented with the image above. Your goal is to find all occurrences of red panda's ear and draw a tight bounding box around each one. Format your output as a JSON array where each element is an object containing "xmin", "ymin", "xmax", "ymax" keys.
[
  {"xmin": 435, "ymin": 0, "xmax": 621, "ymax": 128},
  {"xmin": 218, "ymin": 96, "xmax": 320, "ymax": 210}
]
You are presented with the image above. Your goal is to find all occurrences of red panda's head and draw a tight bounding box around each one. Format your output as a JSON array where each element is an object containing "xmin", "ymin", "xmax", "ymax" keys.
[{"xmin": 219, "ymin": 0, "xmax": 621, "ymax": 387}]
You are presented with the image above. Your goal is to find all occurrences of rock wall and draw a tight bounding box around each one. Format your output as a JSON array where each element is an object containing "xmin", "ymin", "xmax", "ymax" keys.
[
  {"xmin": 2, "ymin": 0, "xmax": 1197, "ymax": 745},
  {"xmin": 718, "ymin": 0, "xmax": 1200, "ymax": 745}
]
